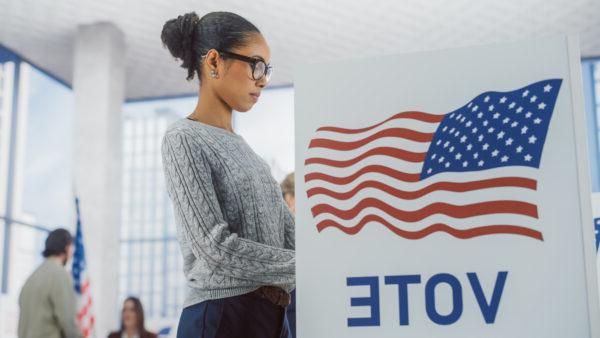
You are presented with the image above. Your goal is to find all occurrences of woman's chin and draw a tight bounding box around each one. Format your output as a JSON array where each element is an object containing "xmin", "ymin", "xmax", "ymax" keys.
[{"xmin": 235, "ymin": 104, "xmax": 254, "ymax": 113}]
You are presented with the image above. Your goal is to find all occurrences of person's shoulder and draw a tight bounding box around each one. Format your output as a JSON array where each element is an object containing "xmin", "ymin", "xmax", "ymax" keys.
[
  {"xmin": 164, "ymin": 118, "xmax": 234, "ymax": 142},
  {"xmin": 163, "ymin": 119, "xmax": 197, "ymax": 147},
  {"xmin": 164, "ymin": 118, "xmax": 194, "ymax": 137},
  {"xmin": 106, "ymin": 331, "xmax": 121, "ymax": 338},
  {"xmin": 41, "ymin": 259, "xmax": 68, "ymax": 278},
  {"xmin": 162, "ymin": 119, "xmax": 222, "ymax": 157},
  {"xmin": 142, "ymin": 332, "xmax": 158, "ymax": 338},
  {"xmin": 163, "ymin": 118, "xmax": 207, "ymax": 144}
]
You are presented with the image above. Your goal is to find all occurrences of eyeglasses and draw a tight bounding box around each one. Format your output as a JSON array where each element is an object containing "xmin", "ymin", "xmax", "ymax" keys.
[{"xmin": 218, "ymin": 50, "xmax": 273, "ymax": 82}]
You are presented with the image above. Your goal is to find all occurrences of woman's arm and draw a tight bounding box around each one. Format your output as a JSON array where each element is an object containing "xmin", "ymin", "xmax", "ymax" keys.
[{"xmin": 162, "ymin": 131, "xmax": 295, "ymax": 286}]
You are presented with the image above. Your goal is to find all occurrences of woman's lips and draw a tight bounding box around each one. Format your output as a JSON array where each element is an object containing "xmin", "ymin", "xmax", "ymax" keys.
[{"xmin": 250, "ymin": 93, "xmax": 260, "ymax": 102}]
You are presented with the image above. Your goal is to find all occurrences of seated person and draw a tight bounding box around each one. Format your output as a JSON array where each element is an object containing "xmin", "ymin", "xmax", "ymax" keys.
[{"xmin": 108, "ymin": 297, "xmax": 157, "ymax": 338}]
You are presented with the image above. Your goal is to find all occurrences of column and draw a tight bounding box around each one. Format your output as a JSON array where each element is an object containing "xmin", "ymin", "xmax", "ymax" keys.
[{"xmin": 72, "ymin": 22, "xmax": 125, "ymax": 337}]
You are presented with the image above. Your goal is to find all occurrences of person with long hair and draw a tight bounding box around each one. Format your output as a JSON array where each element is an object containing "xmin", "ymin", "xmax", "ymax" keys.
[
  {"xmin": 108, "ymin": 297, "xmax": 157, "ymax": 338},
  {"xmin": 160, "ymin": 11, "xmax": 295, "ymax": 338}
]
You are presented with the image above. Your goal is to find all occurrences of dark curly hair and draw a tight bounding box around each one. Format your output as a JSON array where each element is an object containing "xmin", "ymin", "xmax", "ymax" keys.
[{"xmin": 161, "ymin": 11, "xmax": 260, "ymax": 81}]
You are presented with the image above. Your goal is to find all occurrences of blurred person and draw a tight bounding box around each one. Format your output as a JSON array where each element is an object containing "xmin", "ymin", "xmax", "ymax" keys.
[
  {"xmin": 18, "ymin": 228, "xmax": 83, "ymax": 338},
  {"xmin": 280, "ymin": 173, "xmax": 296, "ymax": 338},
  {"xmin": 161, "ymin": 11, "xmax": 295, "ymax": 338},
  {"xmin": 107, "ymin": 297, "xmax": 157, "ymax": 338},
  {"xmin": 281, "ymin": 173, "xmax": 295, "ymax": 214}
]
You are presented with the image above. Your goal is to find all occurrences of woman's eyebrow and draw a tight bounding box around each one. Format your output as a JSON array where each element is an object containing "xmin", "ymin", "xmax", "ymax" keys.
[{"xmin": 251, "ymin": 55, "xmax": 267, "ymax": 62}]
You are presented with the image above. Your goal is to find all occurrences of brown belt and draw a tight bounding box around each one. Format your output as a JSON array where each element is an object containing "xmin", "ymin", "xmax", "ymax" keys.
[{"xmin": 251, "ymin": 286, "xmax": 291, "ymax": 307}]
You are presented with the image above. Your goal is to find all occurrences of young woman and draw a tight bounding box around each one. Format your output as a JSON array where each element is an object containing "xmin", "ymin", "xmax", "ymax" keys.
[
  {"xmin": 160, "ymin": 11, "xmax": 295, "ymax": 338},
  {"xmin": 107, "ymin": 297, "xmax": 157, "ymax": 338}
]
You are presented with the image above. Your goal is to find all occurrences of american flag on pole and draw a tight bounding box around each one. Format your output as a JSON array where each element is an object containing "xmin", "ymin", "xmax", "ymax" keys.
[
  {"xmin": 72, "ymin": 197, "xmax": 96, "ymax": 337},
  {"xmin": 305, "ymin": 79, "xmax": 562, "ymax": 241}
]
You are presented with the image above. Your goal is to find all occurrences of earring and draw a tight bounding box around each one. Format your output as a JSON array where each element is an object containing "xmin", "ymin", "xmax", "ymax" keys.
[{"xmin": 210, "ymin": 70, "xmax": 218, "ymax": 78}]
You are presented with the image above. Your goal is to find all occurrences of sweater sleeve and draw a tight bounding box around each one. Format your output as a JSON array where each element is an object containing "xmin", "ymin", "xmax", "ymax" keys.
[{"xmin": 162, "ymin": 131, "xmax": 295, "ymax": 286}]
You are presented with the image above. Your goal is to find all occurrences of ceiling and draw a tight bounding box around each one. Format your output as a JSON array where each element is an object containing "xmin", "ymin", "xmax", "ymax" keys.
[{"xmin": 0, "ymin": 0, "xmax": 599, "ymax": 100}]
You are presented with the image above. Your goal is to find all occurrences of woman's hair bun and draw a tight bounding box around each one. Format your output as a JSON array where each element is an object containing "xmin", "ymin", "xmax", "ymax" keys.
[
  {"xmin": 161, "ymin": 12, "xmax": 200, "ymax": 80},
  {"xmin": 161, "ymin": 11, "xmax": 260, "ymax": 81}
]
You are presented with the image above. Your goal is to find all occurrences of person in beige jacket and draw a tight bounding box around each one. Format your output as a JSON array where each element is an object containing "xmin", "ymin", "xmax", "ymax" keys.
[{"xmin": 18, "ymin": 228, "xmax": 83, "ymax": 338}]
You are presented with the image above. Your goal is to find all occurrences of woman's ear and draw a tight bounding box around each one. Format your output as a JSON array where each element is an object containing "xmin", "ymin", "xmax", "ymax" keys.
[{"xmin": 203, "ymin": 49, "xmax": 220, "ymax": 78}]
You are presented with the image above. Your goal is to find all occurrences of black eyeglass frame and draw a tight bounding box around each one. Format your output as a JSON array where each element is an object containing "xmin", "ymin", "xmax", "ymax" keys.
[{"xmin": 218, "ymin": 50, "xmax": 273, "ymax": 81}]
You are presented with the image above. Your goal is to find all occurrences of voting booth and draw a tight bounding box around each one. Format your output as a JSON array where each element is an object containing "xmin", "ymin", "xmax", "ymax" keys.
[{"xmin": 295, "ymin": 36, "xmax": 600, "ymax": 337}]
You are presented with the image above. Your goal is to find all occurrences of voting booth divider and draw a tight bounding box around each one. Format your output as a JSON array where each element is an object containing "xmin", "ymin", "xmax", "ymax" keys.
[{"xmin": 294, "ymin": 36, "xmax": 600, "ymax": 338}]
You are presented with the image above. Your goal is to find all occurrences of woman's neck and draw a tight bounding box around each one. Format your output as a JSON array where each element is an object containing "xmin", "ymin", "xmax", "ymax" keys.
[{"xmin": 190, "ymin": 87, "xmax": 234, "ymax": 132}]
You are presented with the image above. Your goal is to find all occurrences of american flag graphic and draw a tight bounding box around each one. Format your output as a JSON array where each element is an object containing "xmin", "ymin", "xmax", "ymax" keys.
[
  {"xmin": 305, "ymin": 79, "xmax": 562, "ymax": 241},
  {"xmin": 72, "ymin": 197, "xmax": 96, "ymax": 337}
]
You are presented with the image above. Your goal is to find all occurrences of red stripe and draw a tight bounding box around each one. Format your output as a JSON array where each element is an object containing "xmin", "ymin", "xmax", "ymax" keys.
[
  {"xmin": 305, "ymin": 165, "xmax": 421, "ymax": 185},
  {"xmin": 83, "ymin": 316, "xmax": 95, "ymax": 337},
  {"xmin": 307, "ymin": 177, "xmax": 537, "ymax": 200},
  {"xmin": 77, "ymin": 307, "xmax": 87, "ymax": 321},
  {"xmin": 77, "ymin": 296, "xmax": 93, "ymax": 321},
  {"xmin": 311, "ymin": 198, "xmax": 538, "ymax": 221},
  {"xmin": 309, "ymin": 128, "xmax": 434, "ymax": 151},
  {"xmin": 317, "ymin": 111, "xmax": 444, "ymax": 134},
  {"xmin": 305, "ymin": 147, "xmax": 426, "ymax": 167},
  {"xmin": 79, "ymin": 304, "xmax": 95, "ymax": 337},
  {"xmin": 316, "ymin": 215, "xmax": 543, "ymax": 240},
  {"xmin": 80, "ymin": 279, "xmax": 89, "ymax": 294}
]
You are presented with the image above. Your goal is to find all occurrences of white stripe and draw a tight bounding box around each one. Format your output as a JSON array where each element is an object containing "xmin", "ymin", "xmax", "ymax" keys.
[
  {"xmin": 305, "ymin": 148, "xmax": 537, "ymax": 184},
  {"xmin": 313, "ymin": 207, "xmax": 539, "ymax": 231},
  {"xmin": 307, "ymin": 185, "xmax": 538, "ymax": 211},
  {"xmin": 307, "ymin": 137, "xmax": 430, "ymax": 160},
  {"xmin": 304, "ymin": 166, "xmax": 538, "ymax": 192},
  {"xmin": 305, "ymin": 155, "xmax": 425, "ymax": 176},
  {"xmin": 314, "ymin": 116, "xmax": 441, "ymax": 142}
]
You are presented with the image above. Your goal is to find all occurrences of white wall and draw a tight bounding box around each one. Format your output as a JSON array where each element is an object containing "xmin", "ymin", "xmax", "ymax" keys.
[{"xmin": 235, "ymin": 86, "xmax": 295, "ymax": 183}]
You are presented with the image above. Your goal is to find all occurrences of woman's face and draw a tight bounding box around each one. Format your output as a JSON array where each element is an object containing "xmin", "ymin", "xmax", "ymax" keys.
[
  {"xmin": 122, "ymin": 300, "xmax": 138, "ymax": 330},
  {"xmin": 214, "ymin": 33, "xmax": 271, "ymax": 113}
]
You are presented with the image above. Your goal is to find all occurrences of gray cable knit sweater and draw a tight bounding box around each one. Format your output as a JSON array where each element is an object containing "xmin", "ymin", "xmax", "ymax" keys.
[{"xmin": 161, "ymin": 118, "xmax": 295, "ymax": 308}]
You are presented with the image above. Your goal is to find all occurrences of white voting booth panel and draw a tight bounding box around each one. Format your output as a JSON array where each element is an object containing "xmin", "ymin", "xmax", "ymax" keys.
[
  {"xmin": 591, "ymin": 193, "xmax": 600, "ymax": 297},
  {"xmin": 295, "ymin": 36, "xmax": 600, "ymax": 338}
]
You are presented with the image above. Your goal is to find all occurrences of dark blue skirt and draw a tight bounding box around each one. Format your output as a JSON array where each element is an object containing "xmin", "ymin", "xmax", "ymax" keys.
[{"xmin": 177, "ymin": 292, "xmax": 291, "ymax": 338}]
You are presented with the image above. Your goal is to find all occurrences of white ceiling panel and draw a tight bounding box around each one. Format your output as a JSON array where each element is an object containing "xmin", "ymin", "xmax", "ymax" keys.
[{"xmin": 0, "ymin": 0, "xmax": 598, "ymax": 100}]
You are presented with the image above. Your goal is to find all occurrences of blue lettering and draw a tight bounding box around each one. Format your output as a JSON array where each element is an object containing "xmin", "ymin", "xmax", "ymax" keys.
[
  {"xmin": 345, "ymin": 271, "xmax": 508, "ymax": 327},
  {"xmin": 347, "ymin": 276, "xmax": 380, "ymax": 327},
  {"xmin": 425, "ymin": 273, "xmax": 463, "ymax": 325},
  {"xmin": 384, "ymin": 275, "xmax": 421, "ymax": 325},
  {"xmin": 467, "ymin": 271, "xmax": 508, "ymax": 323}
]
